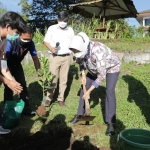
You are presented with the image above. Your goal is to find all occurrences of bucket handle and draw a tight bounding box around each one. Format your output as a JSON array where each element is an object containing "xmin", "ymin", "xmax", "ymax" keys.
[{"xmin": 117, "ymin": 134, "xmax": 121, "ymax": 150}]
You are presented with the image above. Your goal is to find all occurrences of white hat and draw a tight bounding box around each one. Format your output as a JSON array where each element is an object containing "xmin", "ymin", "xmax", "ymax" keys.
[
  {"xmin": 69, "ymin": 35, "xmax": 84, "ymax": 52},
  {"xmin": 69, "ymin": 32, "xmax": 89, "ymax": 58}
]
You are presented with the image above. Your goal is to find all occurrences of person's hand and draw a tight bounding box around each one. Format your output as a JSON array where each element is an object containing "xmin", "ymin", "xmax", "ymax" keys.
[
  {"xmin": 6, "ymin": 80, "xmax": 23, "ymax": 94},
  {"xmin": 72, "ymin": 56, "xmax": 76, "ymax": 65},
  {"xmin": 80, "ymin": 74, "xmax": 86, "ymax": 85},
  {"xmin": 51, "ymin": 47, "xmax": 57, "ymax": 54},
  {"xmin": 82, "ymin": 90, "xmax": 91, "ymax": 100}
]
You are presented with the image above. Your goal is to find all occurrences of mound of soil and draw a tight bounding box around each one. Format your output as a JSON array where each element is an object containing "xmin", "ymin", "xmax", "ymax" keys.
[{"xmin": 36, "ymin": 104, "xmax": 46, "ymax": 116}]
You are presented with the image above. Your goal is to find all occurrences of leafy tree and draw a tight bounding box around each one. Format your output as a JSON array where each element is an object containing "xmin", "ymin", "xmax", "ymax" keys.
[
  {"xmin": 27, "ymin": 0, "xmax": 71, "ymax": 33},
  {"xmin": 0, "ymin": 2, "xmax": 7, "ymax": 18},
  {"xmin": 18, "ymin": 0, "xmax": 32, "ymax": 21},
  {"xmin": 19, "ymin": 0, "xmax": 88, "ymax": 33},
  {"xmin": 18, "ymin": 0, "xmax": 133, "ymax": 38}
]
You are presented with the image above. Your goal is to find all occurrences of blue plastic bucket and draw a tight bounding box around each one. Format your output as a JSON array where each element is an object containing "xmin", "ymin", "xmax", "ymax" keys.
[{"xmin": 117, "ymin": 128, "xmax": 150, "ymax": 150}]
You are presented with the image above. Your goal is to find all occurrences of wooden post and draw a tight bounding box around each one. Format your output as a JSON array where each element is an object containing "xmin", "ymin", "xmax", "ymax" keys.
[{"xmin": 103, "ymin": 17, "xmax": 105, "ymax": 28}]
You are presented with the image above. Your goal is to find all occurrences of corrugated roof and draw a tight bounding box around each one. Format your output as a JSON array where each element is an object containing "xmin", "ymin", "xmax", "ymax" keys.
[{"xmin": 69, "ymin": 0, "xmax": 138, "ymax": 20}]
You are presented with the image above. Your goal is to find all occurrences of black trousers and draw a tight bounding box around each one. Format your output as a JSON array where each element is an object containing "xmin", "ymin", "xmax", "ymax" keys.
[
  {"xmin": 4, "ymin": 63, "xmax": 29, "ymax": 107},
  {"xmin": 77, "ymin": 72, "xmax": 120, "ymax": 124}
]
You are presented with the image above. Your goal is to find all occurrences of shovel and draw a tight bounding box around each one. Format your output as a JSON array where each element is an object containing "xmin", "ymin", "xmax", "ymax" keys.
[{"xmin": 77, "ymin": 84, "xmax": 96, "ymax": 122}]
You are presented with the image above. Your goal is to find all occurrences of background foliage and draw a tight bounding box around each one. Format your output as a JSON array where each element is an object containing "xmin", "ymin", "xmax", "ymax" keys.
[
  {"xmin": 0, "ymin": 1, "xmax": 150, "ymax": 149},
  {"xmin": 0, "ymin": 2, "xmax": 7, "ymax": 18},
  {"xmin": 1, "ymin": 0, "xmax": 149, "ymax": 39}
]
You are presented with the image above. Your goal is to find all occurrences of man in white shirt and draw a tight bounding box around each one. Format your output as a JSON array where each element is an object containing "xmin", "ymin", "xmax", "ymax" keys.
[{"xmin": 43, "ymin": 11, "xmax": 74, "ymax": 107}]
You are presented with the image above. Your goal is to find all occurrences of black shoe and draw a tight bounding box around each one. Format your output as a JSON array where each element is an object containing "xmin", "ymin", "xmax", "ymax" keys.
[
  {"xmin": 69, "ymin": 114, "xmax": 79, "ymax": 124},
  {"xmin": 22, "ymin": 107, "xmax": 36, "ymax": 116},
  {"xmin": 106, "ymin": 123, "xmax": 115, "ymax": 136}
]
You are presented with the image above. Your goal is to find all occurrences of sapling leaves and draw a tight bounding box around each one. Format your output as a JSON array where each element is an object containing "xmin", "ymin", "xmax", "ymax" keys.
[{"xmin": 38, "ymin": 54, "xmax": 54, "ymax": 104}]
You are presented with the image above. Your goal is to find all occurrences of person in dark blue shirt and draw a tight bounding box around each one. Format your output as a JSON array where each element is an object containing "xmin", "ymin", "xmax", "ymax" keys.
[{"xmin": 4, "ymin": 25, "xmax": 40, "ymax": 116}]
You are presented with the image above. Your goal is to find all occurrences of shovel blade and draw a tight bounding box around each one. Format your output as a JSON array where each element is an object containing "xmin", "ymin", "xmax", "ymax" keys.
[{"xmin": 77, "ymin": 115, "xmax": 96, "ymax": 121}]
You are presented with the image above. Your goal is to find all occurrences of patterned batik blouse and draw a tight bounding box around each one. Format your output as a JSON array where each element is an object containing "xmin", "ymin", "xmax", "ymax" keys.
[{"xmin": 80, "ymin": 41, "xmax": 121, "ymax": 88}]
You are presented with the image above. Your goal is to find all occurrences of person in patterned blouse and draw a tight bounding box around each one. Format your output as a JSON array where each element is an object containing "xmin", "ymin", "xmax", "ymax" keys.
[{"xmin": 69, "ymin": 32, "xmax": 121, "ymax": 136}]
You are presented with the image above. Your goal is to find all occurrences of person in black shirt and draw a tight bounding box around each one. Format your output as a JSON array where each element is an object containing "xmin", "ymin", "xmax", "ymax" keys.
[
  {"xmin": 0, "ymin": 11, "xmax": 25, "ymax": 134},
  {"xmin": 4, "ymin": 25, "xmax": 40, "ymax": 116}
]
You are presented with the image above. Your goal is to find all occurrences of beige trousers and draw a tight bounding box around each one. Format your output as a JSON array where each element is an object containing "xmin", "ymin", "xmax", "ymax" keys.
[{"xmin": 46, "ymin": 54, "xmax": 71, "ymax": 102}]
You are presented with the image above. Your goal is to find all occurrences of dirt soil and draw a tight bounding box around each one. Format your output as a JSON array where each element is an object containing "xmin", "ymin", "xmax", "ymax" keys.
[
  {"xmin": 0, "ymin": 119, "xmax": 110, "ymax": 150},
  {"xmin": 36, "ymin": 104, "xmax": 46, "ymax": 116}
]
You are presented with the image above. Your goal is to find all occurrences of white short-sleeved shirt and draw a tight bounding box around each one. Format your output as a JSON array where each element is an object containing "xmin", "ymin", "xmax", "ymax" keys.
[{"xmin": 44, "ymin": 24, "xmax": 74, "ymax": 55}]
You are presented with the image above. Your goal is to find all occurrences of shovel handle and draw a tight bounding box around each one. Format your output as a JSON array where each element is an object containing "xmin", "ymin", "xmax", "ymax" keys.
[
  {"xmin": 83, "ymin": 84, "xmax": 90, "ymax": 116},
  {"xmin": 83, "ymin": 84, "xmax": 87, "ymax": 94}
]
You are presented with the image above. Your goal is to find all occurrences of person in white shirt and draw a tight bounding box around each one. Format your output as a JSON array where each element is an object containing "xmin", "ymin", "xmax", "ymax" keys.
[{"xmin": 43, "ymin": 11, "xmax": 74, "ymax": 107}]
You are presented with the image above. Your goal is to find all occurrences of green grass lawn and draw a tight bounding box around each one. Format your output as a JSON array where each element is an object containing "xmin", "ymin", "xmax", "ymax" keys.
[{"xmin": 0, "ymin": 61, "xmax": 150, "ymax": 150}]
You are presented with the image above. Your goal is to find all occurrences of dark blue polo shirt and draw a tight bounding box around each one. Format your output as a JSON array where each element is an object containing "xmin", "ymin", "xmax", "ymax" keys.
[{"xmin": 5, "ymin": 39, "xmax": 37, "ymax": 65}]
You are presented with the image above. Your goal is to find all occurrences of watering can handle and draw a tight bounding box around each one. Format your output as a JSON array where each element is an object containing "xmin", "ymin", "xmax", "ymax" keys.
[
  {"xmin": 117, "ymin": 134, "xmax": 121, "ymax": 150},
  {"xmin": 83, "ymin": 84, "xmax": 87, "ymax": 94},
  {"xmin": 18, "ymin": 94, "xmax": 20, "ymax": 99}
]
